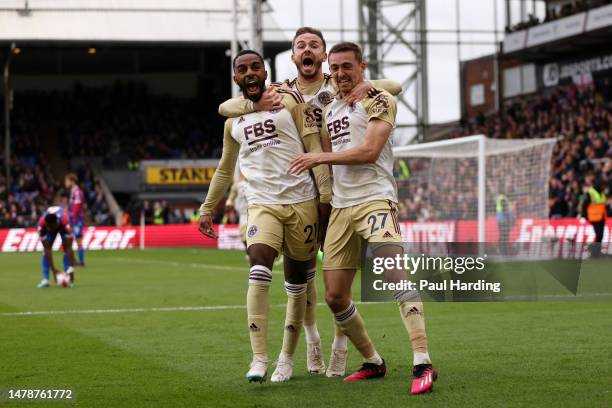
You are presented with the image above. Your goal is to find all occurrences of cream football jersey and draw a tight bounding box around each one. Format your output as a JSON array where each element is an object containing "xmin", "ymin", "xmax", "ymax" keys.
[
  {"xmin": 321, "ymin": 89, "xmax": 399, "ymax": 208},
  {"xmin": 279, "ymin": 74, "xmax": 336, "ymax": 125},
  {"xmin": 228, "ymin": 91, "xmax": 319, "ymax": 205}
]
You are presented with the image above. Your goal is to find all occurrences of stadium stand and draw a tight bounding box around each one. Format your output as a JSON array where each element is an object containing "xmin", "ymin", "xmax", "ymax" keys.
[
  {"xmin": 448, "ymin": 81, "xmax": 611, "ymax": 219},
  {"xmin": 506, "ymin": 0, "xmax": 612, "ymax": 32}
]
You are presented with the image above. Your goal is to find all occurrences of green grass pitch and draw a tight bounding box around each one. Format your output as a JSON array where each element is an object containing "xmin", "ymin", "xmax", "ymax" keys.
[{"xmin": 1, "ymin": 248, "xmax": 611, "ymax": 407}]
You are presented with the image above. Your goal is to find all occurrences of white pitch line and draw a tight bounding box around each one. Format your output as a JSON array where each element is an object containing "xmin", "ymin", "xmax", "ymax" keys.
[
  {"xmin": 107, "ymin": 257, "xmax": 284, "ymax": 275},
  {"xmin": 2, "ymin": 292, "xmax": 612, "ymax": 317},
  {"xmin": 0, "ymin": 303, "xmax": 323, "ymax": 317}
]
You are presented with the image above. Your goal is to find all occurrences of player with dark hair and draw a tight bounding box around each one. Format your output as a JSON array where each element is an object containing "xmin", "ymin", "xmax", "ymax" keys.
[
  {"xmin": 198, "ymin": 49, "xmax": 331, "ymax": 383},
  {"xmin": 218, "ymin": 27, "xmax": 403, "ymax": 378},
  {"xmin": 290, "ymin": 42, "xmax": 438, "ymax": 394},
  {"xmin": 65, "ymin": 173, "xmax": 86, "ymax": 266},
  {"xmin": 36, "ymin": 206, "xmax": 77, "ymax": 288}
]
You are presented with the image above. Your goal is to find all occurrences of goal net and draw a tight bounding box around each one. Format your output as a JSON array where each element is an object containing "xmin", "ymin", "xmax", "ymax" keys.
[{"xmin": 393, "ymin": 135, "xmax": 557, "ymax": 242}]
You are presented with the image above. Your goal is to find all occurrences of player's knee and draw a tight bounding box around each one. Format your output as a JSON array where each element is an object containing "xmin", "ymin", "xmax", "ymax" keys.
[
  {"xmin": 325, "ymin": 289, "xmax": 350, "ymax": 311},
  {"xmin": 247, "ymin": 245, "xmax": 276, "ymax": 269}
]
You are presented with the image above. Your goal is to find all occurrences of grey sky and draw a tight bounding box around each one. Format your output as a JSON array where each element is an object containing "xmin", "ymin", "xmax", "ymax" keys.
[{"xmin": 265, "ymin": 0, "xmax": 545, "ymax": 127}]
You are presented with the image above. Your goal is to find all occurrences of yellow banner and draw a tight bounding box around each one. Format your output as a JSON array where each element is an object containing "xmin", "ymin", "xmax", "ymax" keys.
[{"xmin": 146, "ymin": 167, "xmax": 216, "ymax": 185}]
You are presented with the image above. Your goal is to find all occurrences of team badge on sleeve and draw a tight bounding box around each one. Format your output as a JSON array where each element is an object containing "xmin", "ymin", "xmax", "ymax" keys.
[{"xmin": 371, "ymin": 94, "xmax": 390, "ymax": 114}]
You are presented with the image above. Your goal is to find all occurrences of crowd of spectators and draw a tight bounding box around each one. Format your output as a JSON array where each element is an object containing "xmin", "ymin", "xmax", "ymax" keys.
[
  {"xmin": 399, "ymin": 80, "xmax": 611, "ymax": 221},
  {"xmin": 123, "ymin": 200, "xmax": 195, "ymax": 226},
  {"xmin": 506, "ymin": 0, "xmax": 612, "ymax": 33},
  {"xmin": 50, "ymin": 82, "xmax": 223, "ymax": 165}
]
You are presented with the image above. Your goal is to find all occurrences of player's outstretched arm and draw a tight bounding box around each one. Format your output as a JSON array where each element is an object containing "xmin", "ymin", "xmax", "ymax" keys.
[
  {"xmin": 198, "ymin": 121, "xmax": 240, "ymax": 238},
  {"xmin": 218, "ymin": 85, "xmax": 283, "ymax": 117},
  {"xmin": 344, "ymin": 79, "xmax": 402, "ymax": 105},
  {"xmin": 289, "ymin": 119, "xmax": 393, "ymax": 173},
  {"xmin": 370, "ymin": 79, "xmax": 402, "ymax": 96}
]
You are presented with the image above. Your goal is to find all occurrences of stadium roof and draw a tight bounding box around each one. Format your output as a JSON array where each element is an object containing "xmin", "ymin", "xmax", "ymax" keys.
[{"xmin": 0, "ymin": 0, "xmax": 288, "ymax": 44}]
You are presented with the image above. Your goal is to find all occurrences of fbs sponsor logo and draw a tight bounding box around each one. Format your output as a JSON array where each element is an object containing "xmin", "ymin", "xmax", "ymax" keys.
[{"xmin": 249, "ymin": 323, "xmax": 260, "ymax": 332}]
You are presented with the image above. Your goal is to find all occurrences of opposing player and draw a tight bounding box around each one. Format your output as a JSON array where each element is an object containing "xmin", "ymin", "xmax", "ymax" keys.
[
  {"xmin": 65, "ymin": 173, "xmax": 85, "ymax": 266},
  {"xmin": 198, "ymin": 50, "xmax": 331, "ymax": 383},
  {"xmin": 289, "ymin": 42, "xmax": 437, "ymax": 394},
  {"xmin": 218, "ymin": 26, "xmax": 403, "ymax": 377},
  {"xmin": 36, "ymin": 206, "xmax": 76, "ymax": 288}
]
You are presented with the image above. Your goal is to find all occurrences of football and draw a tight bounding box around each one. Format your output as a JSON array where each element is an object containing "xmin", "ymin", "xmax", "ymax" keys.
[{"xmin": 56, "ymin": 272, "xmax": 71, "ymax": 288}]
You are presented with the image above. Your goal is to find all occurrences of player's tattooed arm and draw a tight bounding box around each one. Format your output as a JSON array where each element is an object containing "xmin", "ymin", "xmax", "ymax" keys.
[
  {"xmin": 218, "ymin": 85, "xmax": 283, "ymax": 117},
  {"xmin": 198, "ymin": 120, "xmax": 240, "ymax": 238}
]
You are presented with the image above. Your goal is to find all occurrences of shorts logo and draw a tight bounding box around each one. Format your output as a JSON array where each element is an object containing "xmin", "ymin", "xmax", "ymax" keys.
[
  {"xmin": 248, "ymin": 225, "xmax": 258, "ymax": 238},
  {"xmin": 382, "ymin": 231, "xmax": 393, "ymax": 238},
  {"xmin": 318, "ymin": 91, "xmax": 333, "ymax": 106}
]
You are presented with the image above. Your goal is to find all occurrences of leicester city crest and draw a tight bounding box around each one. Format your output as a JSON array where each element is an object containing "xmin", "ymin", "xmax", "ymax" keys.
[{"xmin": 318, "ymin": 91, "xmax": 333, "ymax": 106}]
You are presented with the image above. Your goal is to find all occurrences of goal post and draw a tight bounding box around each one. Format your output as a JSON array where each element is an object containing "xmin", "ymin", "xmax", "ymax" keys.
[{"xmin": 392, "ymin": 135, "xmax": 557, "ymax": 242}]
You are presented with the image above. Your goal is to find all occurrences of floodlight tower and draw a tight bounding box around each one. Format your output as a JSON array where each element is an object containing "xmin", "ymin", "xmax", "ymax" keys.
[{"xmin": 358, "ymin": 0, "xmax": 429, "ymax": 142}]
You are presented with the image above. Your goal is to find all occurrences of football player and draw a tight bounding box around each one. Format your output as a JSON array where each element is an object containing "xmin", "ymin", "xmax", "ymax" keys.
[
  {"xmin": 289, "ymin": 42, "xmax": 437, "ymax": 394},
  {"xmin": 198, "ymin": 50, "xmax": 331, "ymax": 383},
  {"xmin": 65, "ymin": 173, "xmax": 85, "ymax": 266},
  {"xmin": 36, "ymin": 206, "xmax": 77, "ymax": 288},
  {"xmin": 218, "ymin": 26, "xmax": 403, "ymax": 377}
]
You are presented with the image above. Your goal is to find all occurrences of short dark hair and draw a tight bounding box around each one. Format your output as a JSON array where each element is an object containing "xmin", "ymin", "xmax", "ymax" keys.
[
  {"xmin": 292, "ymin": 27, "xmax": 326, "ymax": 51},
  {"xmin": 45, "ymin": 212, "xmax": 59, "ymax": 225},
  {"xmin": 328, "ymin": 42, "xmax": 363, "ymax": 63},
  {"xmin": 233, "ymin": 50, "xmax": 264, "ymax": 69}
]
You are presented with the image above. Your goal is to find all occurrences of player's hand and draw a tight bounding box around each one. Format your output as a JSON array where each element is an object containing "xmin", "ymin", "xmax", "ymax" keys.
[
  {"xmin": 198, "ymin": 215, "xmax": 218, "ymax": 239},
  {"xmin": 289, "ymin": 153, "xmax": 321, "ymax": 174},
  {"xmin": 225, "ymin": 200, "xmax": 235, "ymax": 212},
  {"xmin": 344, "ymin": 81, "xmax": 374, "ymax": 106},
  {"xmin": 254, "ymin": 85, "xmax": 283, "ymax": 111}
]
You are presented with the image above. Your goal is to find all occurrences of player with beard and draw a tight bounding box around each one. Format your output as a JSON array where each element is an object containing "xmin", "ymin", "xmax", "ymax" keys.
[
  {"xmin": 198, "ymin": 50, "xmax": 331, "ymax": 383},
  {"xmin": 218, "ymin": 26, "xmax": 402, "ymax": 378}
]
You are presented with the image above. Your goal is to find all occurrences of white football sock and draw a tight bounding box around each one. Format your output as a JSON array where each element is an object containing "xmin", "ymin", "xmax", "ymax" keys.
[
  {"xmin": 304, "ymin": 324, "xmax": 321, "ymax": 344},
  {"xmin": 413, "ymin": 351, "xmax": 432, "ymax": 365}
]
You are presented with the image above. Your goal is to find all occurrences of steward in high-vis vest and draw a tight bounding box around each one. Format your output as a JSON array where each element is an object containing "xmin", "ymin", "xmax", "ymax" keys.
[
  {"xmin": 496, "ymin": 194, "xmax": 513, "ymax": 243},
  {"xmin": 581, "ymin": 182, "xmax": 607, "ymax": 247}
]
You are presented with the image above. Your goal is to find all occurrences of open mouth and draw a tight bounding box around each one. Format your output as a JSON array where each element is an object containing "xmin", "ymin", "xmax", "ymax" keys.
[
  {"xmin": 246, "ymin": 79, "xmax": 259, "ymax": 94},
  {"xmin": 302, "ymin": 56, "xmax": 314, "ymax": 69}
]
